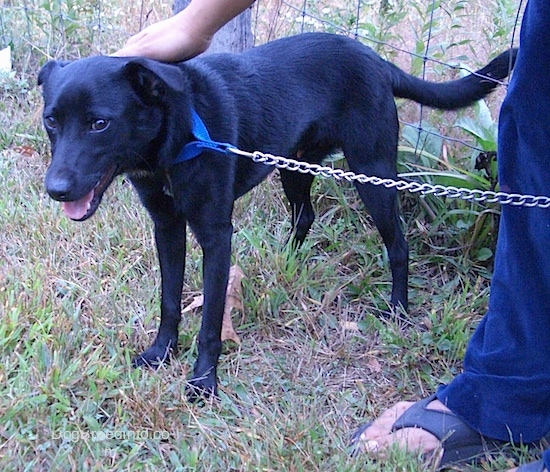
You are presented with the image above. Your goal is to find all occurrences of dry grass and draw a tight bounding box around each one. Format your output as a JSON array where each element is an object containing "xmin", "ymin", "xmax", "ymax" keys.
[{"xmin": 0, "ymin": 0, "xmax": 545, "ymax": 470}]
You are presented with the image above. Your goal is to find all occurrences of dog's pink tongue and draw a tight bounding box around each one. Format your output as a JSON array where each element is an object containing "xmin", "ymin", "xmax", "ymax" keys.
[{"xmin": 62, "ymin": 190, "xmax": 94, "ymax": 220}]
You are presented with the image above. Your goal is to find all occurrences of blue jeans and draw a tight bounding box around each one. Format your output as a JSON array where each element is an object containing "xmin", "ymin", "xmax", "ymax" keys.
[{"xmin": 436, "ymin": 0, "xmax": 550, "ymax": 466}]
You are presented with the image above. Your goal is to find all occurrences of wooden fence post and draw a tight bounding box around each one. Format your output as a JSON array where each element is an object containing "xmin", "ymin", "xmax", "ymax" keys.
[{"xmin": 172, "ymin": 0, "xmax": 253, "ymax": 54}]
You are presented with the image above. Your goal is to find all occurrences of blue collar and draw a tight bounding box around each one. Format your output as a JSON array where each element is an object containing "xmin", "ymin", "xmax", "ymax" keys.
[{"xmin": 173, "ymin": 109, "xmax": 235, "ymax": 164}]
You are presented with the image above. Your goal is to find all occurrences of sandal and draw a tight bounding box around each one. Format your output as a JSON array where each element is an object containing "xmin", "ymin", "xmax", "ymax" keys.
[{"xmin": 350, "ymin": 394, "xmax": 505, "ymax": 469}]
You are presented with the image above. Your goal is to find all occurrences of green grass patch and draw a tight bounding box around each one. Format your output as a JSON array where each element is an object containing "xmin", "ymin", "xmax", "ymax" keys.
[{"xmin": 1, "ymin": 1, "xmax": 542, "ymax": 469}]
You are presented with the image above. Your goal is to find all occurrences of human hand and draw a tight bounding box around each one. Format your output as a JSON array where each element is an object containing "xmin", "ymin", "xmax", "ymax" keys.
[{"xmin": 114, "ymin": 14, "xmax": 211, "ymax": 62}]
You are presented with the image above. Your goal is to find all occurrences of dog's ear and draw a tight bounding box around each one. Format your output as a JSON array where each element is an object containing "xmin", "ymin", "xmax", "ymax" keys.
[
  {"xmin": 37, "ymin": 60, "xmax": 70, "ymax": 86},
  {"xmin": 122, "ymin": 59, "xmax": 186, "ymax": 102}
]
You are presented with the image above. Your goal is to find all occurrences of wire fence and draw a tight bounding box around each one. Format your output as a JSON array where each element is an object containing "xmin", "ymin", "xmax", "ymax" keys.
[
  {"xmin": 255, "ymin": 0, "xmax": 522, "ymax": 165},
  {"xmin": 1, "ymin": 0, "xmax": 524, "ymax": 199},
  {"xmin": 1, "ymin": 1, "xmax": 521, "ymax": 69}
]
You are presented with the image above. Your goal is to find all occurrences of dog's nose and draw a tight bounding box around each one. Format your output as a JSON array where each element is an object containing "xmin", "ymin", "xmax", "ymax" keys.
[{"xmin": 46, "ymin": 173, "xmax": 73, "ymax": 201}]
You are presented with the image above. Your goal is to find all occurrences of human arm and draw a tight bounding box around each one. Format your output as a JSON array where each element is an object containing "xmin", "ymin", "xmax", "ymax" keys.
[{"xmin": 114, "ymin": 0, "xmax": 255, "ymax": 61}]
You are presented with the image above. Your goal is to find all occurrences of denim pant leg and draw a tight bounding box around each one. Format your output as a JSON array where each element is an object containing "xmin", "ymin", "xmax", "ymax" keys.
[{"xmin": 436, "ymin": 0, "xmax": 550, "ymax": 445}]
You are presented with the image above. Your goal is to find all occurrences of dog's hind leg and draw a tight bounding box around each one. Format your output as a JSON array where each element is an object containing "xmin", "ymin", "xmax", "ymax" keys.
[
  {"xmin": 344, "ymin": 152, "xmax": 409, "ymax": 312},
  {"xmin": 356, "ymin": 181, "xmax": 408, "ymax": 311},
  {"xmin": 130, "ymin": 175, "xmax": 186, "ymax": 367},
  {"xmin": 280, "ymin": 168, "xmax": 316, "ymax": 245}
]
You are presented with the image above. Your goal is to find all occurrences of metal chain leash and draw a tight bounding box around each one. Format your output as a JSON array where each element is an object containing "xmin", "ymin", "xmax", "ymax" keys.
[{"xmin": 227, "ymin": 147, "xmax": 550, "ymax": 209}]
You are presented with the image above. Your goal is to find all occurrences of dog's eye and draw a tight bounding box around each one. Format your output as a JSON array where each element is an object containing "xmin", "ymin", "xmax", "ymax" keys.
[
  {"xmin": 91, "ymin": 119, "xmax": 110, "ymax": 132},
  {"xmin": 44, "ymin": 116, "xmax": 57, "ymax": 130}
]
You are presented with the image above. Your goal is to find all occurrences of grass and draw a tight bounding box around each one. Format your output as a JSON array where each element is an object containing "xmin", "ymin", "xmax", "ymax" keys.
[
  {"xmin": 2, "ymin": 140, "xmax": 540, "ymax": 471},
  {"xmin": 0, "ymin": 0, "xmax": 546, "ymax": 470},
  {"xmin": 1, "ymin": 146, "xmax": 438, "ymax": 471}
]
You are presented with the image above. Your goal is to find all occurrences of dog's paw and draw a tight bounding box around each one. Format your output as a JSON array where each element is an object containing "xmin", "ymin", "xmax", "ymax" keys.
[
  {"xmin": 186, "ymin": 369, "xmax": 218, "ymax": 402},
  {"xmin": 132, "ymin": 344, "xmax": 173, "ymax": 369}
]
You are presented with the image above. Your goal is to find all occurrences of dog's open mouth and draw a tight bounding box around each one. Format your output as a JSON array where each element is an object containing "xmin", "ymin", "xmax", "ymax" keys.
[{"xmin": 63, "ymin": 165, "xmax": 118, "ymax": 221}]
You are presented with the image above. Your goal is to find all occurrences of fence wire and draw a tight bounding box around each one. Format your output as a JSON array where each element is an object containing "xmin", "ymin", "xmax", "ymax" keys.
[
  {"xmin": 1, "ymin": 0, "xmax": 529, "ymax": 205},
  {"xmin": 273, "ymin": 0, "xmax": 520, "ymax": 158}
]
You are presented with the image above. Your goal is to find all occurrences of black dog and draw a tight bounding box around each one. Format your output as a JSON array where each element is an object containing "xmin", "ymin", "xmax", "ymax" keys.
[{"xmin": 38, "ymin": 33, "xmax": 516, "ymax": 397}]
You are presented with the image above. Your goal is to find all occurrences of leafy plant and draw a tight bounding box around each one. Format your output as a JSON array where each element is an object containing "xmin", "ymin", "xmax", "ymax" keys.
[
  {"xmin": 454, "ymin": 98, "xmax": 500, "ymax": 189},
  {"xmin": 397, "ymin": 113, "xmax": 500, "ymax": 264},
  {"xmin": 1, "ymin": 1, "xmax": 537, "ymax": 470}
]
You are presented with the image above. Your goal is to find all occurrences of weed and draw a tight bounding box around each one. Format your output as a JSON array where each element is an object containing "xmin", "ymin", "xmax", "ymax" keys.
[{"xmin": 0, "ymin": 1, "xmax": 539, "ymax": 470}]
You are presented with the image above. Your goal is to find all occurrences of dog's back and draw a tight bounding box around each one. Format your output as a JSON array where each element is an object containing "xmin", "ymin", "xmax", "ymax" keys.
[{"xmin": 186, "ymin": 33, "xmax": 516, "ymax": 166}]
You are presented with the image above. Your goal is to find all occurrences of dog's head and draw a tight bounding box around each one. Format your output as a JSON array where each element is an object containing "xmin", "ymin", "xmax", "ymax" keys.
[{"xmin": 38, "ymin": 56, "xmax": 188, "ymax": 221}]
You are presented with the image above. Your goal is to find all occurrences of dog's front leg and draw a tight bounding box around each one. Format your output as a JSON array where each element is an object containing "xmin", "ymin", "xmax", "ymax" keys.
[
  {"xmin": 131, "ymin": 177, "xmax": 186, "ymax": 368},
  {"xmin": 187, "ymin": 220, "xmax": 233, "ymax": 399},
  {"xmin": 142, "ymin": 217, "xmax": 187, "ymax": 366}
]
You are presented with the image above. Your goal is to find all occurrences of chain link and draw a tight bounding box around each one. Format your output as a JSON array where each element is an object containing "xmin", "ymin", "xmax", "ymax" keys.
[{"xmin": 227, "ymin": 147, "xmax": 550, "ymax": 209}]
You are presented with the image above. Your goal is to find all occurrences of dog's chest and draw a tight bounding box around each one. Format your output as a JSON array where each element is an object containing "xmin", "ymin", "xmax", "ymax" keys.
[{"xmin": 126, "ymin": 169, "xmax": 175, "ymax": 197}]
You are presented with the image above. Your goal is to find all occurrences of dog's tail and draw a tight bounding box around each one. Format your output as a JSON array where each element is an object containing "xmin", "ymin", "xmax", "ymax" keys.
[{"xmin": 389, "ymin": 48, "xmax": 517, "ymax": 110}]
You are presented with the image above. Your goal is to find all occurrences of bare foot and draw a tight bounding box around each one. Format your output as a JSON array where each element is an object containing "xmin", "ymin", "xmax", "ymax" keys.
[
  {"xmin": 354, "ymin": 401, "xmax": 547, "ymax": 471},
  {"xmin": 353, "ymin": 398, "xmax": 451, "ymax": 457}
]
